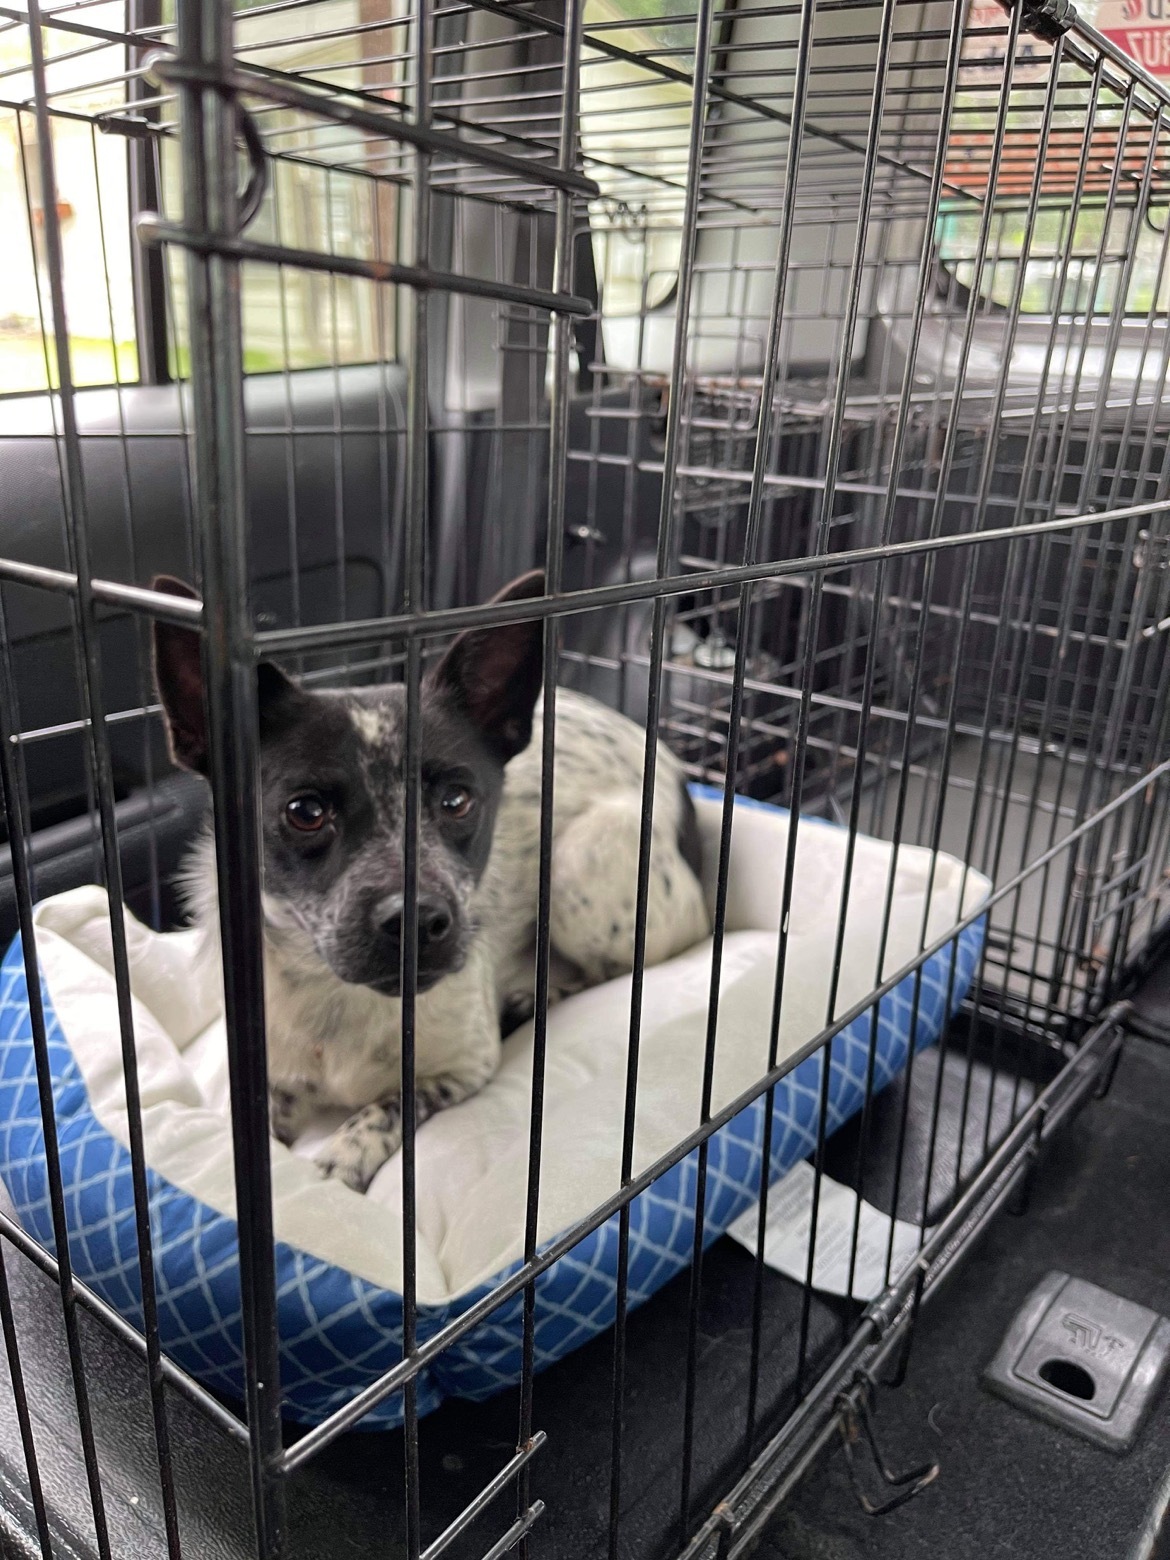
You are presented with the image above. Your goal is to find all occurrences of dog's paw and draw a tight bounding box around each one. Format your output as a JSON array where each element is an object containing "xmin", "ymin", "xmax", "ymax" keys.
[{"xmin": 314, "ymin": 1101, "xmax": 403, "ymax": 1194}]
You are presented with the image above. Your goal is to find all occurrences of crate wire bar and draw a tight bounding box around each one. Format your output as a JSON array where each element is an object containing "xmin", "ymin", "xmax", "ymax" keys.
[{"xmin": 0, "ymin": 0, "xmax": 1167, "ymax": 1557}]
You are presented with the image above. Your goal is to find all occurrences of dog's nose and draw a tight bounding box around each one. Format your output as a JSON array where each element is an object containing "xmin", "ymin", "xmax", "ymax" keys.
[
  {"xmin": 417, "ymin": 897, "xmax": 453, "ymax": 946},
  {"xmin": 376, "ymin": 894, "xmax": 454, "ymax": 951}
]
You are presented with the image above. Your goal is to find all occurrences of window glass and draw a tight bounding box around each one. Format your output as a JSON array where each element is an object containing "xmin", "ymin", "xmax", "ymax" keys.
[
  {"xmin": 163, "ymin": 0, "xmax": 405, "ymax": 377},
  {"xmin": 0, "ymin": 2, "xmax": 137, "ymax": 394},
  {"xmin": 582, "ymin": 0, "xmax": 705, "ymax": 317},
  {"xmin": 936, "ymin": 0, "xmax": 1170, "ymax": 316}
]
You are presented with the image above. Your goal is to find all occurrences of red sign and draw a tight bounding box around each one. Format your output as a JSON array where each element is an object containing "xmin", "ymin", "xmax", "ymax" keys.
[{"xmin": 1098, "ymin": 0, "xmax": 1170, "ymax": 75}]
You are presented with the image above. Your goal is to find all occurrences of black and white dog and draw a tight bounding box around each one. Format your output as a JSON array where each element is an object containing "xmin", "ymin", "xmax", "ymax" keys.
[{"xmin": 152, "ymin": 571, "xmax": 710, "ymax": 1192}]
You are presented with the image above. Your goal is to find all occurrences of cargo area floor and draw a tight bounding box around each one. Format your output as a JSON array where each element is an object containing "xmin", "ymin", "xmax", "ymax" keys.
[{"xmin": 763, "ymin": 1027, "xmax": 1170, "ymax": 1560}]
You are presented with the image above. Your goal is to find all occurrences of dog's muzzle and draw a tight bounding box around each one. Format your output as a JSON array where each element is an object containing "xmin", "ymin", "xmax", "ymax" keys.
[{"xmin": 349, "ymin": 891, "xmax": 464, "ymax": 995}]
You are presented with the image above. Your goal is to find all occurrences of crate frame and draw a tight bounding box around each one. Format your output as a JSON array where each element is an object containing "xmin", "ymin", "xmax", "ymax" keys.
[{"xmin": 0, "ymin": 0, "xmax": 1168, "ymax": 1556}]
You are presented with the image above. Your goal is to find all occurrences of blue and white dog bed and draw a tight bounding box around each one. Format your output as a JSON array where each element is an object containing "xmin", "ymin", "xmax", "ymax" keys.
[{"xmin": 0, "ymin": 794, "xmax": 988, "ymax": 1428}]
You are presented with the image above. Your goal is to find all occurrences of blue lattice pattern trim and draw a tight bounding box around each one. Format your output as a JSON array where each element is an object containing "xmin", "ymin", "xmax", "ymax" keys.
[{"xmin": 0, "ymin": 807, "xmax": 985, "ymax": 1429}]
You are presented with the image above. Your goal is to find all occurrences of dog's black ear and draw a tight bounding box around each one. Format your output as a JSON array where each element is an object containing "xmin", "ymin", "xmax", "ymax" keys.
[
  {"xmin": 152, "ymin": 576, "xmax": 210, "ymax": 774},
  {"xmin": 151, "ymin": 575, "xmax": 303, "ymax": 775},
  {"xmin": 425, "ymin": 569, "xmax": 545, "ymax": 762}
]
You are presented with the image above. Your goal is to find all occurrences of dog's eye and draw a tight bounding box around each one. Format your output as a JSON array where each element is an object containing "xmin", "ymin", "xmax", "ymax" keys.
[
  {"xmin": 285, "ymin": 794, "xmax": 329, "ymax": 833},
  {"xmin": 440, "ymin": 786, "xmax": 474, "ymax": 820}
]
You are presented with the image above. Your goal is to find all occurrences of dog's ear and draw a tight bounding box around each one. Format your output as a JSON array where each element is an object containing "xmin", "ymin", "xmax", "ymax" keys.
[
  {"xmin": 152, "ymin": 576, "xmax": 210, "ymax": 774},
  {"xmin": 151, "ymin": 575, "xmax": 303, "ymax": 775},
  {"xmin": 424, "ymin": 569, "xmax": 545, "ymax": 762}
]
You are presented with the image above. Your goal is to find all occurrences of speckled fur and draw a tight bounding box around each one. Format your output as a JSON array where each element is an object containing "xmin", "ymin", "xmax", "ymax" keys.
[{"xmin": 181, "ymin": 688, "xmax": 709, "ymax": 1192}]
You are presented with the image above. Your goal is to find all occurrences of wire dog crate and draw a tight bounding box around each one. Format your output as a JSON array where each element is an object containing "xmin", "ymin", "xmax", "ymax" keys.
[{"xmin": 1, "ymin": 0, "xmax": 1169, "ymax": 1556}]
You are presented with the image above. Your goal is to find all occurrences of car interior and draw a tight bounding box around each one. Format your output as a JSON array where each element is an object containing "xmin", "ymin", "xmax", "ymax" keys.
[{"xmin": 0, "ymin": 1, "xmax": 1169, "ymax": 1557}]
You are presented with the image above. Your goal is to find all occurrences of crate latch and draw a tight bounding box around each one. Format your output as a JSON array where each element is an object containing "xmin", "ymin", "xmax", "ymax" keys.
[
  {"xmin": 835, "ymin": 1374, "xmax": 940, "ymax": 1517},
  {"xmin": 997, "ymin": 0, "xmax": 1078, "ymax": 41}
]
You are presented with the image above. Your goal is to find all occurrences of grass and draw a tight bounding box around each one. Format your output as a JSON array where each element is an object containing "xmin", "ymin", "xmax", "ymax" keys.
[
  {"xmin": 0, "ymin": 336, "xmax": 292, "ymax": 395},
  {"xmin": 0, "ymin": 334, "xmax": 139, "ymax": 395}
]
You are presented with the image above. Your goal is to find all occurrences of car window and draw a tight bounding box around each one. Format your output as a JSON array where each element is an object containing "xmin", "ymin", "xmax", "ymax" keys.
[
  {"xmin": 936, "ymin": 0, "xmax": 1170, "ymax": 316},
  {"xmin": 0, "ymin": 0, "xmax": 138, "ymax": 394},
  {"xmin": 582, "ymin": 0, "xmax": 711, "ymax": 317},
  {"xmin": 3, "ymin": 0, "xmax": 718, "ymax": 394},
  {"xmin": 162, "ymin": 0, "xmax": 406, "ymax": 378},
  {"xmin": 0, "ymin": 0, "xmax": 408, "ymax": 397}
]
